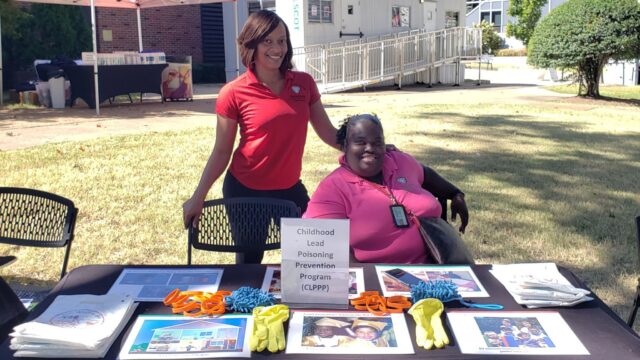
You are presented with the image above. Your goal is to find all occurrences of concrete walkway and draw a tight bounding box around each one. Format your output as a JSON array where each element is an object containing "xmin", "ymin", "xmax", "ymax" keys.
[{"xmin": 0, "ymin": 77, "xmax": 568, "ymax": 151}]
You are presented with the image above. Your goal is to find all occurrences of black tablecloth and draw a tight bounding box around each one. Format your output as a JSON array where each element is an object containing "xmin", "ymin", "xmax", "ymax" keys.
[
  {"xmin": 62, "ymin": 64, "xmax": 168, "ymax": 109},
  {"xmin": 1, "ymin": 264, "xmax": 638, "ymax": 359}
]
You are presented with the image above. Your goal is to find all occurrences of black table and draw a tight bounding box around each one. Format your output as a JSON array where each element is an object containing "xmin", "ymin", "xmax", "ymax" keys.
[
  {"xmin": 62, "ymin": 64, "xmax": 168, "ymax": 109},
  {"xmin": 0, "ymin": 256, "xmax": 16, "ymax": 267},
  {"xmin": 1, "ymin": 264, "xmax": 639, "ymax": 359}
]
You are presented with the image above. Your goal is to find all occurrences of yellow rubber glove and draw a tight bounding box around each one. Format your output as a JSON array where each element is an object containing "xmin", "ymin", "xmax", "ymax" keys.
[
  {"xmin": 262, "ymin": 304, "xmax": 290, "ymax": 352},
  {"xmin": 250, "ymin": 306, "xmax": 269, "ymax": 352},
  {"xmin": 251, "ymin": 304, "xmax": 289, "ymax": 353},
  {"xmin": 408, "ymin": 298, "xmax": 449, "ymax": 350}
]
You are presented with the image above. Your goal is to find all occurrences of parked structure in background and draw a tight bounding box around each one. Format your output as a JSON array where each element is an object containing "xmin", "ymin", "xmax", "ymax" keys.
[
  {"xmin": 466, "ymin": 0, "xmax": 565, "ymax": 48},
  {"xmin": 465, "ymin": 0, "xmax": 639, "ymax": 86},
  {"xmin": 223, "ymin": 0, "xmax": 478, "ymax": 90},
  {"xmin": 96, "ymin": 0, "xmax": 476, "ymax": 88}
]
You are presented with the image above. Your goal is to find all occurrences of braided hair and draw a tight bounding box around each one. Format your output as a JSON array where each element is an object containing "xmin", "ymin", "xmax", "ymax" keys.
[{"xmin": 336, "ymin": 113, "xmax": 383, "ymax": 150}]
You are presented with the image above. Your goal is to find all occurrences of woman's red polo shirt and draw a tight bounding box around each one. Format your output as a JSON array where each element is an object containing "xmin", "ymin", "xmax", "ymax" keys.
[{"xmin": 215, "ymin": 70, "xmax": 320, "ymax": 190}]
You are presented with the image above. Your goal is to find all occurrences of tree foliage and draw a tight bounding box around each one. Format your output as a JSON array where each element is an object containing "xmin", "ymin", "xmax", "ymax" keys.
[
  {"xmin": 2, "ymin": 3, "xmax": 91, "ymax": 90},
  {"xmin": 7, "ymin": 4, "xmax": 92, "ymax": 69},
  {"xmin": 506, "ymin": 0, "xmax": 547, "ymax": 46},
  {"xmin": 474, "ymin": 20, "xmax": 503, "ymax": 55},
  {"xmin": 0, "ymin": 0, "xmax": 29, "ymax": 37},
  {"xmin": 528, "ymin": 0, "xmax": 640, "ymax": 98}
]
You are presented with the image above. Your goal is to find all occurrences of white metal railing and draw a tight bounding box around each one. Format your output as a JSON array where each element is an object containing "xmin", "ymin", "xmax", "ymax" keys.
[{"xmin": 292, "ymin": 27, "xmax": 482, "ymax": 93}]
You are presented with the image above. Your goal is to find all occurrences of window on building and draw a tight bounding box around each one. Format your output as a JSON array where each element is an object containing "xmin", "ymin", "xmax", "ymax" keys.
[
  {"xmin": 491, "ymin": 11, "xmax": 502, "ymax": 32},
  {"xmin": 481, "ymin": 11, "xmax": 491, "ymax": 24},
  {"xmin": 445, "ymin": 11, "xmax": 459, "ymax": 28},
  {"xmin": 392, "ymin": 6, "xmax": 410, "ymax": 27},
  {"xmin": 308, "ymin": 0, "xmax": 333, "ymax": 23},
  {"xmin": 466, "ymin": 0, "xmax": 480, "ymax": 13},
  {"xmin": 248, "ymin": 1, "xmax": 276, "ymax": 14}
]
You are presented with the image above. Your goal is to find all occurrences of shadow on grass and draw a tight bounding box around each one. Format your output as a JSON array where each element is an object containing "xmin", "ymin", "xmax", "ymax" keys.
[
  {"xmin": 402, "ymin": 111, "xmax": 639, "ymax": 300},
  {"xmin": 0, "ymin": 97, "xmax": 219, "ymax": 127}
]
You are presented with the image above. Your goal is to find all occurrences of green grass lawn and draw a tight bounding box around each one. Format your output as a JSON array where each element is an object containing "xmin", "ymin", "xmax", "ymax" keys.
[
  {"xmin": 546, "ymin": 84, "xmax": 640, "ymax": 100},
  {"xmin": 1, "ymin": 89, "xmax": 639, "ymax": 329}
]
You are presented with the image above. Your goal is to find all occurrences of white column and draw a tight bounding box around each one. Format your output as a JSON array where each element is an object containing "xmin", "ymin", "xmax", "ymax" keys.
[
  {"xmin": 137, "ymin": 6, "xmax": 143, "ymax": 52},
  {"xmin": 90, "ymin": 0, "xmax": 100, "ymax": 115}
]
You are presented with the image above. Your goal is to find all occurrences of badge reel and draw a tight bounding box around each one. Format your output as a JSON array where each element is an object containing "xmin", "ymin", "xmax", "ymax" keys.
[{"xmin": 390, "ymin": 205, "xmax": 410, "ymax": 228}]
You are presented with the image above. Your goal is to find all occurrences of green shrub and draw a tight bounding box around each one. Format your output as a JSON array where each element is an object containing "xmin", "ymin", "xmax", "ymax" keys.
[
  {"xmin": 496, "ymin": 48, "xmax": 528, "ymax": 57},
  {"xmin": 474, "ymin": 20, "xmax": 503, "ymax": 55}
]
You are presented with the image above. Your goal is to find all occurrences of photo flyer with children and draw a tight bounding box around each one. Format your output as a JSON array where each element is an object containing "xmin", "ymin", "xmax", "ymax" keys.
[{"xmin": 286, "ymin": 311, "xmax": 413, "ymax": 354}]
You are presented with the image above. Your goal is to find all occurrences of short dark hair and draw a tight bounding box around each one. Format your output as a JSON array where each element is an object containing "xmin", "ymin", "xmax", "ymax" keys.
[
  {"xmin": 336, "ymin": 114, "xmax": 384, "ymax": 149},
  {"xmin": 237, "ymin": 10, "xmax": 294, "ymax": 74}
]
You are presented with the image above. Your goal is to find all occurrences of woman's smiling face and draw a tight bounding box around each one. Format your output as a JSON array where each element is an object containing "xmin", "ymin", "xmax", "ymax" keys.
[
  {"xmin": 344, "ymin": 117, "xmax": 385, "ymax": 178},
  {"xmin": 254, "ymin": 22, "xmax": 287, "ymax": 71}
]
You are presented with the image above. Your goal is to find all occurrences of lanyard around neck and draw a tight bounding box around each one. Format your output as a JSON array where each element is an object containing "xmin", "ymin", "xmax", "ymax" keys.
[
  {"xmin": 364, "ymin": 179, "xmax": 398, "ymax": 205},
  {"xmin": 363, "ymin": 179, "xmax": 421, "ymax": 228}
]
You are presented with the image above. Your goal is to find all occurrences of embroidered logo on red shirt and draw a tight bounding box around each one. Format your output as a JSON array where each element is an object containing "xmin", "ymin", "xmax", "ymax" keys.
[{"xmin": 290, "ymin": 85, "xmax": 306, "ymax": 101}]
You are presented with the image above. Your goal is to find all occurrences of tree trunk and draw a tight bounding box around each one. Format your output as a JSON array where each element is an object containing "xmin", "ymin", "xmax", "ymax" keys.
[{"xmin": 579, "ymin": 59, "xmax": 602, "ymax": 98}]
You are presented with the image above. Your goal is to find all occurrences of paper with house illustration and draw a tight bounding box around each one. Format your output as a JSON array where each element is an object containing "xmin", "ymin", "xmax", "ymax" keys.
[{"xmin": 119, "ymin": 314, "xmax": 252, "ymax": 359}]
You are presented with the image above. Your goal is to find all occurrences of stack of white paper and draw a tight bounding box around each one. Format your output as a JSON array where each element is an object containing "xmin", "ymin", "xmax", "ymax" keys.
[
  {"xmin": 490, "ymin": 263, "xmax": 593, "ymax": 308},
  {"xmin": 10, "ymin": 294, "xmax": 137, "ymax": 358}
]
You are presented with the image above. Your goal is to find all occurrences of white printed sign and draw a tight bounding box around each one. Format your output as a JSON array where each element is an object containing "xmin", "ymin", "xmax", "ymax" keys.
[{"xmin": 281, "ymin": 218, "xmax": 350, "ymax": 307}]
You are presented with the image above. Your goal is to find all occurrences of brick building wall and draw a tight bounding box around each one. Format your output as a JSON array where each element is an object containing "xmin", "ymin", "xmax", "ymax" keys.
[{"xmin": 96, "ymin": 6, "xmax": 203, "ymax": 63}]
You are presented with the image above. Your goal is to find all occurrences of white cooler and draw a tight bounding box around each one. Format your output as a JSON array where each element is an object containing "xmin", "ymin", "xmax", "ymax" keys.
[{"xmin": 48, "ymin": 77, "xmax": 65, "ymax": 109}]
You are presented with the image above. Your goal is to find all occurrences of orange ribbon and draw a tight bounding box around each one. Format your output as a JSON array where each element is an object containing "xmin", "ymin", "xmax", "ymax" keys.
[
  {"xmin": 350, "ymin": 291, "xmax": 412, "ymax": 316},
  {"xmin": 163, "ymin": 289, "xmax": 232, "ymax": 317}
]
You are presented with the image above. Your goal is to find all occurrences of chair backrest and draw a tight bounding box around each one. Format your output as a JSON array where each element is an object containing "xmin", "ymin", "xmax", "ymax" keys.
[
  {"xmin": 187, "ymin": 197, "xmax": 301, "ymax": 265},
  {"xmin": 0, "ymin": 187, "xmax": 78, "ymax": 279}
]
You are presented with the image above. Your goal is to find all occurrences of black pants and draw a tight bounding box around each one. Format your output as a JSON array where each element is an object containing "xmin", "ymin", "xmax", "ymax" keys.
[{"xmin": 222, "ymin": 172, "xmax": 310, "ymax": 264}]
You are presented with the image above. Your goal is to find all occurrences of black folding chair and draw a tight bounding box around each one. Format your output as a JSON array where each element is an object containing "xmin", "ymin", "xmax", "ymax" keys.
[
  {"xmin": 0, "ymin": 187, "xmax": 78, "ymax": 280},
  {"xmin": 627, "ymin": 215, "xmax": 640, "ymax": 327},
  {"xmin": 187, "ymin": 197, "xmax": 300, "ymax": 265}
]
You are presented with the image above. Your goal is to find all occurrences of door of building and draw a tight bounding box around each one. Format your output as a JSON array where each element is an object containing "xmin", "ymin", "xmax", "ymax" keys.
[
  {"xmin": 423, "ymin": 1, "xmax": 437, "ymax": 32},
  {"xmin": 341, "ymin": 1, "xmax": 362, "ymax": 38}
]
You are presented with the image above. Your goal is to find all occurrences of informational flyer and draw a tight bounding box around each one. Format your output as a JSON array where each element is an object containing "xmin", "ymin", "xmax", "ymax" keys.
[
  {"xmin": 261, "ymin": 266, "xmax": 365, "ymax": 299},
  {"xmin": 281, "ymin": 218, "xmax": 350, "ymax": 307},
  {"xmin": 286, "ymin": 311, "xmax": 414, "ymax": 355},
  {"xmin": 107, "ymin": 268, "xmax": 223, "ymax": 302},
  {"xmin": 447, "ymin": 311, "xmax": 589, "ymax": 355},
  {"xmin": 375, "ymin": 265, "xmax": 489, "ymax": 297},
  {"xmin": 119, "ymin": 315, "xmax": 252, "ymax": 359},
  {"xmin": 490, "ymin": 263, "xmax": 593, "ymax": 308}
]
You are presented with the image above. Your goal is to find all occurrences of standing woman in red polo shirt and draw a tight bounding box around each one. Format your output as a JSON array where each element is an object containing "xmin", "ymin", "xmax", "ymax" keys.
[{"xmin": 183, "ymin": 10, "xmax": 339, "ymax": 263}]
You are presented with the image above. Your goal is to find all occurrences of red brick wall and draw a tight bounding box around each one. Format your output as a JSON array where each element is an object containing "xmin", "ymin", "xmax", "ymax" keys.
[{"xmin": 96, "ymin": 6, "xmax": 203, "ymax": 63}]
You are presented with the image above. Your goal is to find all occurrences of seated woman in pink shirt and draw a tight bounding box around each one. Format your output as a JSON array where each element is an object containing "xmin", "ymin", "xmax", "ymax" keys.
[{"xmin": 303, "ymin": 114, "xmax": 468, "ymax": 263}]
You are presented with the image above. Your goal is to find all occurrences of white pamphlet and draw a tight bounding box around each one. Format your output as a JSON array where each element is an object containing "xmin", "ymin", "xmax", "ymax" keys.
[
  {"xmin": 107, "ymin": 268, "xmax": 223, "ymax": 302},
  {"xmin": 10, "ymin": 293, "xmax": 137, "ymax": 358}
]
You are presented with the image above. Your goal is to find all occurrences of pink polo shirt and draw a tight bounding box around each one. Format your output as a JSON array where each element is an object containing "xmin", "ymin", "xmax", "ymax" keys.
[{"xmin": 303, "ymin": 150, "xmax": 442, "ymax": 264}]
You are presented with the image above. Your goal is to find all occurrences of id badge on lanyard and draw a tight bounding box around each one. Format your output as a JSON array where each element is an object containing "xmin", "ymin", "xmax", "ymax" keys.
[
  {"xmin": 390, "ymin": 204, "xmax": 410, "ymax": 228},
  {"xmin": 366, "ymin": 180, "xmax": 410, "ymax": 228}
]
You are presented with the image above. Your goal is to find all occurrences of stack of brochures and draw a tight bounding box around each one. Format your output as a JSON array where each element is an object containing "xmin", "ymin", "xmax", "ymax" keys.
[
  {"xmin": 9, "ymin": 293, "xmax": 137, "ymax": 358},
  {"xmin": 490, "ymin": 263, "xmax": 593, "ymax": 308}
]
